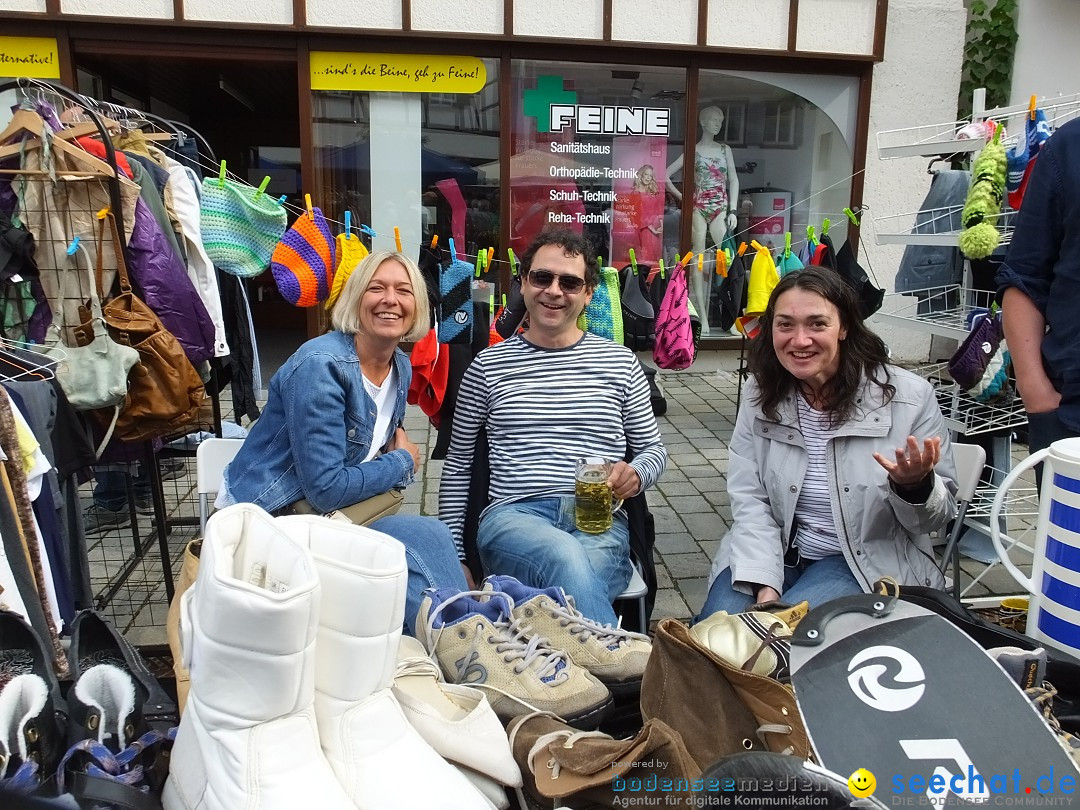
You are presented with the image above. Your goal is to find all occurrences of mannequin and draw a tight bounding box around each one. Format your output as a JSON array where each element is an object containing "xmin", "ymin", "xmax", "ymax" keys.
[{"xmin": 666, "ymin": 106, "xmax": 740, "ymax": 335}]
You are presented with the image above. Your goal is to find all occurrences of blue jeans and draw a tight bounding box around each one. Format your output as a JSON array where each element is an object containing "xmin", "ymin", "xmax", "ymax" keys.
[
  {"xmin": 1027, "ymin": 409, "xmax": 1077, "ymax": 490},
  {"xmin": 94, "ymin": 468, "xmax": 150, "ymax": 511},
  {"xmin": 696, "ymin": 554, "xmax": 863, "ymax": 621},
  {"xmin": 369, "ymin": 514, "xmax": 468, "ymax": 637},
  {"xmin": 476, "ymin": 496, "xmax": 631, "ymax": 626}
]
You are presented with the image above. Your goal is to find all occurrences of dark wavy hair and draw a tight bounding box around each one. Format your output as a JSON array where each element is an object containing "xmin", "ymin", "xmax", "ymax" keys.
[
  {"xmin": 520, "ymin": 228, "xmax": 601, "ymax": 290},
  {"xmin": 750, "ymin": 266, "xmax": 894, "ymax": 425}
]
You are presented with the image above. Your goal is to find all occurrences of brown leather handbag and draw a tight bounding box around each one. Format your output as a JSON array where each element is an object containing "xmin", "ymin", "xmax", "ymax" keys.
[{"xmin": 94, "ymin": 212, "xmax": 205, "ymax": 442}]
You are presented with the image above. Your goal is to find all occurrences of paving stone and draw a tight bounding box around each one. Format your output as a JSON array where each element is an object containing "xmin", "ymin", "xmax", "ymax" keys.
[
  {"xmin": 663, "ymin": 551, "xmax": 713, "ymax": 579},
  {"xmin": 699, "ymin": 539, "xmax": 722, "ymax": 559},
  {"xmin": 678, "ymin": 465, "xmax": 719, "ymax": 480},
  {"xmin": 658, "ymin": 482, "xmax": 699, "ymax": 497},
  {"xmin": 655, "ymin": 564, "xmax": 673, "ymax": 589},
  {"xmin": 650, "ymin": 506, "xmax": 687, "ymax": 534},
  {"xmin": 680, "ymin": 513, "xmax": 727, "ymax": 542},
  {"xmin": 665, "ymin": 495, "xmax": 716, "ymax": 514},
  {"xmin": 651, "ymin": 587, "xmax": 691, "ymax": 621},
  {"xmin": 654, "ymin": 533, "xmax": 702, "ymax": 554},
  {"xmin": 703, "ymin": 490, "xmax": 730, "ymax": 507},
  {"xmin": 678, "ymin": 577, "xmax": 710, "ymax": 616}
]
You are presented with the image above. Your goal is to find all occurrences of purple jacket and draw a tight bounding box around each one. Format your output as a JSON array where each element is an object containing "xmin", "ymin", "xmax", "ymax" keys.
[{"xmin": 126, "ymin": 197, "xmax": 215, "ymax": 365}]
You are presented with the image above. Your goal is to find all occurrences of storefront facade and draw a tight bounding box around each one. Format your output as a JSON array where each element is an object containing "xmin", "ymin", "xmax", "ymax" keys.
[{"xmin": 0, "ymin": 0, "xmax": 967, "ymax": 349}]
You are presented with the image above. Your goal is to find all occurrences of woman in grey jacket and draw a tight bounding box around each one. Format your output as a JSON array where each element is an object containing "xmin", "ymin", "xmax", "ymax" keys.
[{"xmin": 699, "ymin": 268, "xmax": 958, "ymax": 618}]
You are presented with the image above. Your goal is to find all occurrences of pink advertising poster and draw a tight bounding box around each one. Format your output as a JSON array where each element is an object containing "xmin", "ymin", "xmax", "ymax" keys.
[{"xmin": 610, "ymin": 136, "xmax": 668, "ymax": 267}]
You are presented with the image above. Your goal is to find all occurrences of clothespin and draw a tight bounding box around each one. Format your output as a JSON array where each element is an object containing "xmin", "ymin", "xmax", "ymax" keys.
[
  {"xmin": 487, "ymin": 247, "xmax": 494, "ymax": 266},
  {"xmin": 96, "ymin": 207, "xmax": 110, "ymax": 221},
  {"xmin": 737, "ymin": 242, "xmax": 748, "ymax": 257},
  {"xmin": 430, "ymin": 234, "xmax": 439, "ymax": 250},
  {"xmin": 1029, "ymin": 94, "xmax": 1038, "ymax": 121},
  {"xmin": 597, "ymin": 255, "xmax": 604, "ymax": 271},
  {"xmin": 305, "ymin": 194, "xmax": 314, "ymax": 218},
  {"xmin": 489, "ymin": 290, "xmax": 495, "ymax": 316},
  {"xmin": 475, "ymin": 249, "xmax": 484, "ymax": 278},
  {"xmin": 806, "ymin": 225, "xmax": 816, "ymax": 244},
  {"xmin": 277, "ymin": 195, "xmax": 287, "ymax": 206},
  {"xmin": 501, "ymin": 293, "xmax": 507, "ymax": 307},
  {"xmin": 66, "ymin": 236, "xmax": 81, "ymax": 255},
  {"xmin": 218, "ymin": 160, "xmax": 226, "ymax": 188},
  {"xmin": 394, "ymin": 226, "xmax": 402, "ymax": 253},
  {"xmin": 751, "ymin": 240, "xmax": 766, "ymax": 253},
  {"xmin": 821, "ymin": 218, "xmax": 831, "ymax": 236},
  {"xmin": 716, "ymin": 250, "xmax": 728, "ymax": 278},
  {"xmin": 629, "ymin": 248, "xmax": 638, "ymax": 275},
  {"xmin": 658, "ymin": 258, "xmax": 666, "ymax": 280},
  {"xmin": 255, "ymin": 176, "xmax": 271, "ymax": 198},
  {"xmin": 360, "ymin": 224, "xmax": 377, "ymax": 240},
  {"xmin": 843, "ymin": 207, "xmax": 861, "ymax": 227},
  {"xmin": 681, "ymin": 251, "xmax": 694, "ymax": 270},
  {"xmin": 344, "ymin": 211, "xmax": 352, "ymax": 238},
  {"xmin": 784, "ymin": 232, "xmax": 792, "ymax": 259},
  {"xmin": 697, "ymin": 253, "xmax": 704, "ymax": 274},
  {"xmin": 448, "ymin": 238, "xmax": 458, "ymax": 263},
  {"xmin": 507, "ymin": 248, "xmax": 518, "ymax": 276}
]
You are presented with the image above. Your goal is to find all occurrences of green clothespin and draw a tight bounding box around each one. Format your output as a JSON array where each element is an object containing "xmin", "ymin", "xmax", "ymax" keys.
[
  {"xmin": 806, "ymin": 225, "xmax": 816, "ymax": 244},
  {"xmin": 843, "ymin": 207, "xmax": 861, "ymax": 227},
  {"xmin": 629, "ymin": 248, "xmax": 638, "ymax": 275},
  {"xmin": 255, "ymin": 176, "xmax": 271, "ymax": 198},
  {"xmin": 218, "ymin": 160, "xmax": 226, "ymax": 188},
  {"xmin": 659, "ymin": 258, "xmax": 666, "ymax": 280},
  {"xmin": 507, "ymin": 248, "xmax": 518, "ymax": 277},
  {"xmin": 597, "ymin": 255, "xmax": 604, "ymax": 272},
  {"xmin": 475, "ymin": 250, "xmax": 485, "ymax": 278},
  {"xmin": 821, "ymin": 218, "xmax": 831, "ymax": 236},
  {"xmin": 501, "ymin": 293, "xmax": 507, "ymax": 307},
  {"xmin": 489, "ymin": 290, "xmax": 495, "ymax": 316},
  {"xmin": 784, "ymin": 232, "xmax": 792, "ymax": 259}
]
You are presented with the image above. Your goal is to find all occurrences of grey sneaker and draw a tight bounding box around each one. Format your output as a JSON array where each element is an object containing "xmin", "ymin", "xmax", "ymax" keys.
[
  {"xmin": 482, "ymin": 576, "xmax": 652, "ymax": 695},
  {"xmin": 158, "ymin": 458, "xmax": 187, "ymax": 481},
  {"xmin": 417, "ymin": 588, "xmax": 612, "ymax": 728},
  {"xmin": 84, "ymin": 505, "xmax": 130, "ymax": 535}
]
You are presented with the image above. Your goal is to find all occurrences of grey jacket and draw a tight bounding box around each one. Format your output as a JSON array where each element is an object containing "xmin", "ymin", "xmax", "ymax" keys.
[
  {"xmin": 895, "ymin": 169, "xmax": 970, "ymax": 293},
  {"xmin": 710, "ymin": 367, "xmax": 958, "ymax": 594}
]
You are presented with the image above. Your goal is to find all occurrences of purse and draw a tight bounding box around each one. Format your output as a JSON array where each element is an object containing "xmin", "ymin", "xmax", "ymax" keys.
[
  {"xmin": 948, "ymin": 309, "xmax": 1012, "ymax": 403},
  {"xmin": 287, "ymin": 489, "xmax": 404, "ymax": 526},
  {"xmin": 577, "ymin": 265, "xmax": 624, "ymax": 344},
  {"xmin": 94, "ymin": 212, "xmax": 206, "ymax": 442}
]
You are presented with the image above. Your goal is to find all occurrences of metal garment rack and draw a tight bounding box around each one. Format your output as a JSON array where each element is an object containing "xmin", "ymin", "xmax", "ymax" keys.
[{"xmin": 0, "ymin": 79, "xmax": 226, "ymax": 614}]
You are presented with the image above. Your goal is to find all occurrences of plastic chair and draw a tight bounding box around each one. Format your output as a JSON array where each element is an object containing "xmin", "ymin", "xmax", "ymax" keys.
[
  {"xmin": 614, "ymin": 556, "xmax": 649, "ymax": 632},
  {"xmin": 196, "ymin": 438, "xmax": 245, "ymax": 534},
  {"xmin": 939, "ymin": 442, "xmax": 987, "ymax": 599}
]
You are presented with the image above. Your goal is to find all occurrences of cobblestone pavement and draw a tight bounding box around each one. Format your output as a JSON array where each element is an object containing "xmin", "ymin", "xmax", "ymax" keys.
[{"xmin": 402, "ymin": 352, "xmax": 1032, "ymax": 623}]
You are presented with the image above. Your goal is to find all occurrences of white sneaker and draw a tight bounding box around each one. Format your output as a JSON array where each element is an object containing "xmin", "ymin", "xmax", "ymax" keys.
[
  {"xmin": 416, "ymin": 588, "xmax": 612, "ymax": 728},
  {"xmin": 393, "ymin": 635, "xmax": 522, "ymax": 788},
  {"xmin": 483, "ymin": 576, "xmax": 652, "ymax": 695}
]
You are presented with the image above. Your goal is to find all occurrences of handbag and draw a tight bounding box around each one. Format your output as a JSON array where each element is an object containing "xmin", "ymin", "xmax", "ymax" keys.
[
  {"xmin": 577, "ymin": 265, "xmax": 624, "ymax": 344},
  {"xmin": 94, "ymin": 212, "xmax": 206, "ymax": 442},
  {"xmin": 287, "ymin": 489, "xmax": 404, "ymax": 526},
  {"xmin": 653, "ymin": 265, "xmax": 696, "ymax": 370}
]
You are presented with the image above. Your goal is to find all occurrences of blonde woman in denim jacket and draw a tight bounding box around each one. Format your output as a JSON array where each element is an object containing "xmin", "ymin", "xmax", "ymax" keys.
[
  {"xmin": 699, "ymin": 268, "xmax": 958, "ymax": 619},
  {"xmin": 220, "ymin": 251, "xmax": 470, "ymax": 633}
]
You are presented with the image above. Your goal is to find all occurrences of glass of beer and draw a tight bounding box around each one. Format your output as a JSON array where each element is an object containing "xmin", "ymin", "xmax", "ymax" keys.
[{"xmin": 575, "ymin": 457, "xmax": 623, "ymax": 534}]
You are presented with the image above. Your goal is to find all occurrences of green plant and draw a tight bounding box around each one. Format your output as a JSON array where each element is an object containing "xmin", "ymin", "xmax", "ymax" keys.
[{"xmin": 958, "ymin": 0, "xmax": 1018, "ymax": 119}]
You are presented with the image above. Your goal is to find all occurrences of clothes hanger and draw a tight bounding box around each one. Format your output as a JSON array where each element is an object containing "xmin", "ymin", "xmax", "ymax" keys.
[{"xmin": 0, "ymin": 109, "xmax": 117, "ymax": 177}]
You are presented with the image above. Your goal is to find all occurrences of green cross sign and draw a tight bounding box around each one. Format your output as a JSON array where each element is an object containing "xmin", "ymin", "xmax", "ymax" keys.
[{"xmin": 522, "ymin": 75, "xmax": 577, "ymax": 134}]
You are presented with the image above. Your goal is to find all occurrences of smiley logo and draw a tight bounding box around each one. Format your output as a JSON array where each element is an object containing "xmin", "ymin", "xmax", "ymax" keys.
[{"xmin": 848, "ymin": 768, "xmax": 876, "ymax": 798}]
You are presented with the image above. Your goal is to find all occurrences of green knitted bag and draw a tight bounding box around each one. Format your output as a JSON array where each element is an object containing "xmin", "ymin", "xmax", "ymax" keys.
[
  {"xmin": 958, "ymin": 127, "xmax": 1007, "ymax": 260},
  {"xmin": 200, "ymin": 178, "xmax": 288, "ymax": 277},
  {"xmin": 577, "ymin": 265, "xmax": 624, "ymax": 344}
]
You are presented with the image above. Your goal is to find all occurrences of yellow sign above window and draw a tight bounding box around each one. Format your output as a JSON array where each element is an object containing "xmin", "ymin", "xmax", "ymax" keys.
[
  {"xmin": 310, "ymin": 52, "xmax": 485, "ymax": 94},
  {"xmin": 0, "ymin": 36, "xmax": 61, "ymax": 80}
]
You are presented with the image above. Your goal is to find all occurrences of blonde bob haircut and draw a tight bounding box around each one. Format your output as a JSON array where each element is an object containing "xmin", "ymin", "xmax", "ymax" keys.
[{"xmin": 331, "ymin": 250, "xmax": 431, "ymax": 342}]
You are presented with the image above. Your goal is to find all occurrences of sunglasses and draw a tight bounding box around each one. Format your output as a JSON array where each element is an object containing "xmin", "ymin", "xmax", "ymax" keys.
[{"xmin": 527, "ymin": 269, "xmax": 587, "ymax": 294}]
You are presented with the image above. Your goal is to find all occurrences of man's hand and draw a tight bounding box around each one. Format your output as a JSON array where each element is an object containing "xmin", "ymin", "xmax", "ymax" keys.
[
  {"xmin": 387, "ymin": 427, "xmax": 420, "ymax": 472},
  {"xmin": 607, "ymin": 462, "xmax": 642, "ymax": 500},
  {"xmin": 873, "ymin": 435, "xmax": 941, "ymax": 488}
]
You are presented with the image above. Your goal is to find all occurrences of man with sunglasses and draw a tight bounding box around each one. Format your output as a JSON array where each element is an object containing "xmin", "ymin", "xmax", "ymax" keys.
[{"xmin": 439, "ymin": 229, "xmax": 667, "ymax": 631}]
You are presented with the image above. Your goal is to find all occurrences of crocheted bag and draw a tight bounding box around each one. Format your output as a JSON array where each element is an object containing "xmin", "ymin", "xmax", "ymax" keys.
[
  {"xmin": 577, "ymin": 265, "xmax": 624, "ymax": 344},
  {"xmin": 948, "ymin": 310, "xmax": 1012, "ymax": 403},
  {"xmin": 270, "ymin": 207, "xmax": 336, "ymax": 307},
  {"xmin": 653, "ymin": 265, "xmax": 695, "ymax": 370},
  {"xmin": 200, "ymin": 178, "xmax": 287, "ymax": 278}
]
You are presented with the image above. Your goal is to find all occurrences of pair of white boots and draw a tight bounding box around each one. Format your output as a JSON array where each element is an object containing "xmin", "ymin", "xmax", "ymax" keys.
[{"xmin": 162, "ymin": 504, "xmax": 515, "ymax": 810}]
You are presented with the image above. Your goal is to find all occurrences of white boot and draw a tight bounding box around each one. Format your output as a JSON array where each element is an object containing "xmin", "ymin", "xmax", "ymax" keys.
[
  {"xmin": 162, "ymin": 504, "xmax": 354, "ymax": 810},
  {"xmin": 276, "ymin": 515, "xmax": 489, "ymax": 810}
]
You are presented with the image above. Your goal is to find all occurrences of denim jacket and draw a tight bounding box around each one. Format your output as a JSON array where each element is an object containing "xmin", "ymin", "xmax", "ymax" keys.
[
  {"xmin": 996, "ymin": 117, "xmax": 1080, "ymax": 431},
  {"xmin": 221, "ymin": 330, "xmax": 414, "ymax": 514}
]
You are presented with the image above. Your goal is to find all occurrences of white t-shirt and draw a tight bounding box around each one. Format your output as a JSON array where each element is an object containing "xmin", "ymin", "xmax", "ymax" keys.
[{"xmin": 363, "ymin": 365, "xmax": 398, "ymax": 463}]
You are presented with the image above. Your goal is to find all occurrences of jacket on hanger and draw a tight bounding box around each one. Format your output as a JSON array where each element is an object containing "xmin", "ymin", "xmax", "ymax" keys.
[{"xmin": 895, "ymin": 169, "xmax": 970, "ymax": 294}]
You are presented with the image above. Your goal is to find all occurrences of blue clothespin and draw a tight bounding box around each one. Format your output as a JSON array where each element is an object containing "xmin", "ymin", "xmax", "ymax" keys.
[
  {"xmin": 345, "ymin": 211, "xmax": 352, "ymax": 238},
  {"xmin": 66, "ymin": 236, "xmax": 81, "ymax": 255},
  {"xmin": 448, "ymin": 238, "xmax": 458, "ymax": 263},
  {"xmin": 360, "ymin": 224, "xmax": 377, "ymax": 240},
  {"xmin": 276, "ymin": 195, "xmax": 287, "ymax": 206}
]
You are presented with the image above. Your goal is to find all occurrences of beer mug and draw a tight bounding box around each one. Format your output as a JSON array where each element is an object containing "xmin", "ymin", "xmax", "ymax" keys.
[{"xmin": 575, "ymin": 457, "xmax": 623, "ymax": 534}]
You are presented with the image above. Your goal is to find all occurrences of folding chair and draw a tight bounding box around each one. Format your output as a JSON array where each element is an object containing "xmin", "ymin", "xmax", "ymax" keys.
[
  {"xmin": 196, "ymin": 438, "xmax": 245, "ymax": 534},
  {"xmin": 613, "ymin": 556, "xmax": 649, "ymax": 632},
  {"xmin": 939, "ymin": 442, "xmax": 987, "ymax": 599}
]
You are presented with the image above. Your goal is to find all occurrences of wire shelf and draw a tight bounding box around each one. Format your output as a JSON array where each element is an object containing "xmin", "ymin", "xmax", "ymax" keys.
[
  {"xmin": 913, "ymin": 363, "xmax": 1027, "ymax": 437},
  {"xmin": 876, "ymin": 121, "xmax": 997, "ymax": 159},
  {"xmin": 872, "ymin": 285, "xmax": 997, "ymax": 340},
  {"xmin": 873, "ymin": 206, "xmax": 1017, "ymax": 247}
]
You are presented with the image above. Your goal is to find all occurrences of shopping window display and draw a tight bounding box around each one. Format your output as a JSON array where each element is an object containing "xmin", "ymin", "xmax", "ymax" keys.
[
  {"xmin": 312, "ymin": 55, "xmax": 500, "ymax": 261},
  {"xmin": 509, "ymin": 61, "xmax": 687, "ymax": 271}
]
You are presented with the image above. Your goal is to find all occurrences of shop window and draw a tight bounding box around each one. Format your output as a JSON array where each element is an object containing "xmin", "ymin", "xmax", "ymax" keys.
[
  {"xmin": 312, "ymin": 56, "xmax": 500, "ymax": 266},
  {"xmin": 510, "ymin": 61, "xmax": 687, "ymax": 274},
  {"xmin": 761, "ymin": 100, "xmax": 800, "ymax": 148}
]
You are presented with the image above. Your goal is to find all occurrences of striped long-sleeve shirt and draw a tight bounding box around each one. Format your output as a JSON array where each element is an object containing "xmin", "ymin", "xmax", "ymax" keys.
[{"xmin": 439, "ymin": 332, "xmax": 667, "ymax": 557}]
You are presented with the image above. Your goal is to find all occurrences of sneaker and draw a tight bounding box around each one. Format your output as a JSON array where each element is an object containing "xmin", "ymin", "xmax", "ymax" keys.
[
  {"xmin": 416, "ymin": 588, "xmax": 612, "ymax": 728},
  {"xmin": 990, "ymin": 646, "xmax": 1080, "ymax": 766},
  {"xmin": 83, "ymin": 505, "xmax": 130, "ymax": 535},
  {"xmin": 482, "ymin": 576, "xmax": 652, "ymax": 696},
  {"xmin": 158, "ymin": 457, "xmax": 187, "ymax": 481}
]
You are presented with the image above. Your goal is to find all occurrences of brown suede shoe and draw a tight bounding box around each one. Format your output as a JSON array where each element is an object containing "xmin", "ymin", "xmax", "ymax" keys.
[
  {"xmin": 641, "ymin": 618, "xmax": 813, "ymax": 770},
  {"xmin": 507, "ymin": 711, "xmax": 700, "ymax": 809}
]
